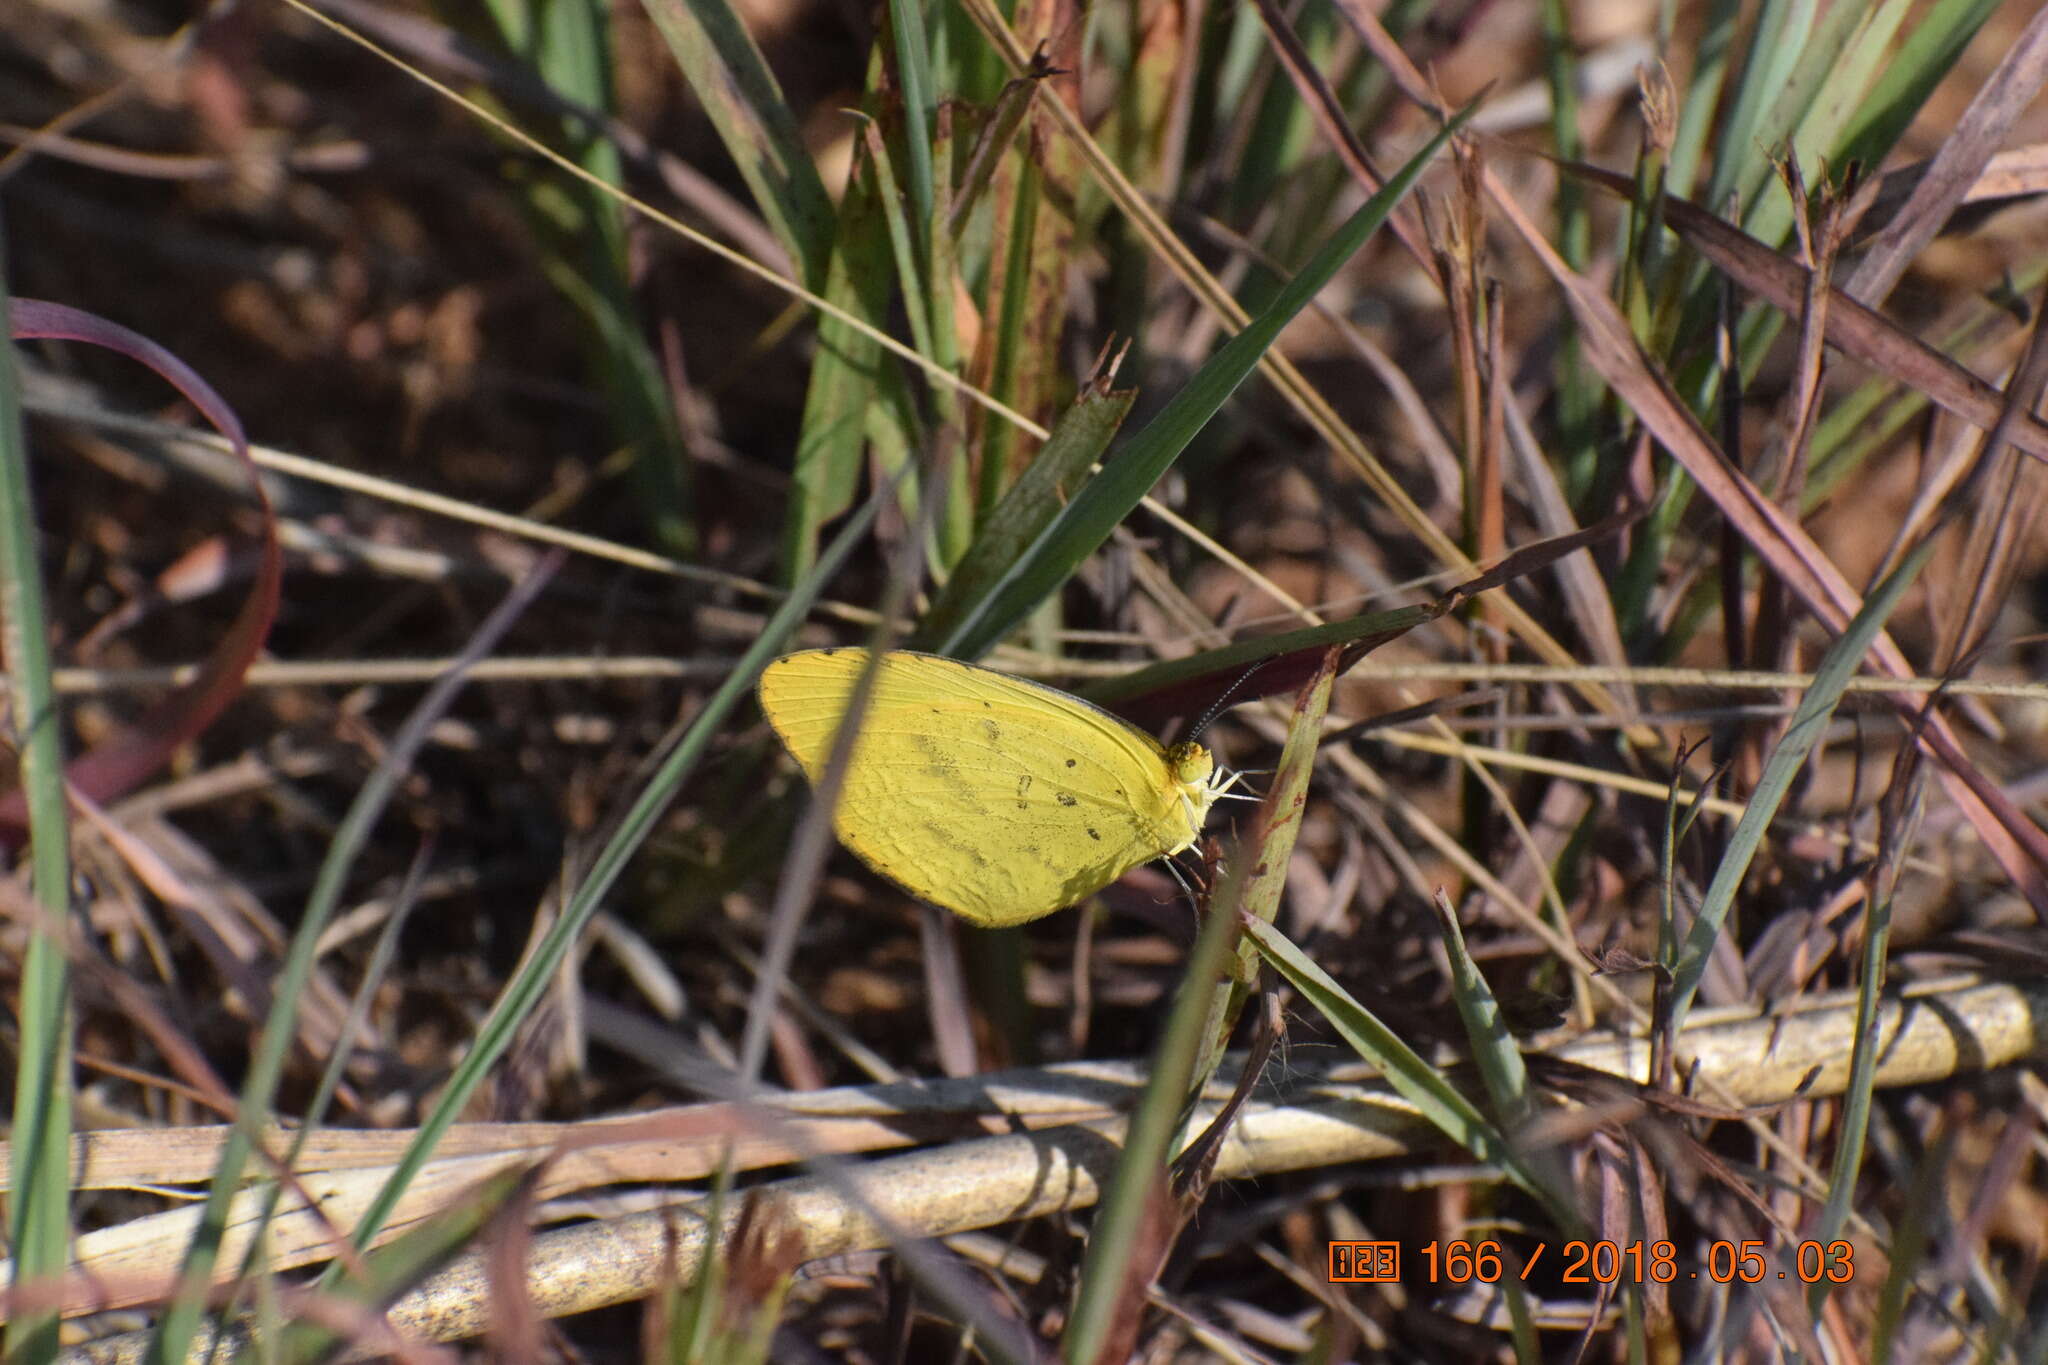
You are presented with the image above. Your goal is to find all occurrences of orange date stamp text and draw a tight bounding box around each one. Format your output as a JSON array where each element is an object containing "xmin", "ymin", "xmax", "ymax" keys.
[{"xmin": 1326, "ymin": 1240, "xmax": 1857, "ymax": 1285}]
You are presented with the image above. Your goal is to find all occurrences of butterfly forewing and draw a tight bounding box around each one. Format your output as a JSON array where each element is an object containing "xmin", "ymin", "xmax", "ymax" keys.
[{"xmin": 758, "ymin": 649, "xmax": 1214, "ymax": 926}]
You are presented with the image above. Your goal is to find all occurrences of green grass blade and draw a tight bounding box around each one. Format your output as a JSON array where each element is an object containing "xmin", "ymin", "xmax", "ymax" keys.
[
  {"xmin": 148, "ymin": 562, "xmax": 561, "ymax": 1365},
  {"xmin": 1667, "ymin": 536, "xmax": 1936, "ymax": 1030},
  {"xmin": 1193, "ymin": 649, "xmax": 1337, "ymax": 1088},
  {"xmin": 1542, "ymin": 0, "xmax": 1598, "ymax": 467},
  {"xmin": 912, "ymin": 382, "xmax": 1135, "ymax": 651},
  {"xmin": 1431, "ymin": 891, "xmax": 1537, "ymax": 1134},
  {"xmin": 1701, "ymin": 0, "xmax": 1813, "ymax": 220},
  {"xmin": 857, "ymin": 117, "xmax": 969, "ymax": 576},
  {"xmin": 469, "ymin": 0, "xmax": 693, "ymax": 552},
  {"xmin": 539, "ymin": 246, "xmax": 694, "ymax": 553},
  {"xmin": 1225, "ymin": 1, "xmax": 1333, "ymax": 228},
  {"xmin": 1834, "ymin": 0, "xmax": 2001, "ymax": 175},
  {"xmin": 976, "ymin": 159, "xmax": 1046, "ymax": 516},
  {"xmin": 861, "ymin": 120, "xmax": 938, "ymax": 370},
  {"xmin": 1060, "ymin": 822, "xmax": 1256, "ymax": 1365},
  {"xmin": 931, "ymin": 104, "xmax": 1473, "ymax": 661},
  {"xmin": 1244, "ymin": 917, "xmax": 1577, "ymax": 1230},
  {"xmin": 1868, "ymin": 1125, "xmax": 1948, "ymax": 1362},
  {"xmin": 278, "ymin": 1166, "xmax": 535, "ymax": 1364},
  {"xmin": 0, "ymin": 255, "xmax": 75, "ymax": 1365},
  {"xmin": 885, "ymin": 0, "xmax": 937, "ymax": 253},
  {"xmin": 974, "ymin": 91, "xmax": 1080, "ymax": 525},
  {"xmin": 1664, "ymin": 0, "xmax": 1741, "ymax": 201},
  {"xmin": 331, "ymin": 494, "xmax": 881, "ymax": 1262},
  {"xmin": 781, "ymin": 140, "xmax": 923, "ymax": 579},
  {"xmin": 1806, "ymin": 865, "xmax": 1900, "ymax": 1318},
  {"xmin": 1737, "ymin": 0, "xmax": 1908, "ymax": 252},
  {"xmin": 635, "ymin": 0, "xmax": 836, "ymax": 284}
]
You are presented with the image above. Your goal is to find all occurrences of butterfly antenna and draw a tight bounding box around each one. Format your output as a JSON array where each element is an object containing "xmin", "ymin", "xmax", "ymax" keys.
[
  {"xmin": 1183, "ymin": 661, "xmax": 1274, "ymax": 803},
  {"xmin": 1187, "ymin": 660, "xmax": 1268, "ymax": 742}
]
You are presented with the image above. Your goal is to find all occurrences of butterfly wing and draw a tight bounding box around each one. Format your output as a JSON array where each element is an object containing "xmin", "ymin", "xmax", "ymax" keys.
[{"xmin": 758, "ymin": 649, "xmax": 1206, "ymax": 926}]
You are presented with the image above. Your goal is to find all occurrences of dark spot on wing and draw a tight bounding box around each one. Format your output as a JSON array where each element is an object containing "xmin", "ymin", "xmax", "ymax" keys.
[
  {"xmin": 1056, "ymin": 792, "xmax": 1077, "ymax": 807},
  {"xmin": 1016, "ymin": 774, "xmax": 1032, "ymax": 809},
  {"xmin": 911, "ymin": 732, "xmax": 963, "ymax": 786},
  {"xmin": 1086, "ymin": 827, "xmax": 1102, "ymax": 841},
  {"xmin": 1065, "ymin": 758, "xmax": 1077, "ymax": 768}
]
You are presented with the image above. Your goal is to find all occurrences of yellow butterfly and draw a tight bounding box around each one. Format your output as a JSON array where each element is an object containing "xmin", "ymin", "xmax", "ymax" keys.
[{"xmin": 758, "ymin": 648, "xmax": 1244, "ymax": 926}]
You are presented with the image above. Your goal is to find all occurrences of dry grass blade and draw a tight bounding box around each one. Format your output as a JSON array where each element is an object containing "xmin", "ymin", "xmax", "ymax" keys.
[
  {"xmin": 11, "ymin": 0, "xmax": 2048, "ymax": 1357},
  {"xmin": 48, "ymin": 973, "xmax": 2048, "ymax": 1359},
  {"xmin": 1846, "ymin": 4, "xmax": 2048, "ymax": 303},
  {"xmin": 1489, "ymin": 192, "xmax": 2048, "ymax": 916},
  {"xmin": 2, "ymin": 302, "xmax": 279, "ymax": 833},
  {"xmin": 1563, "ymin": 162, "xmax": 2048, "ymax": 460}
]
